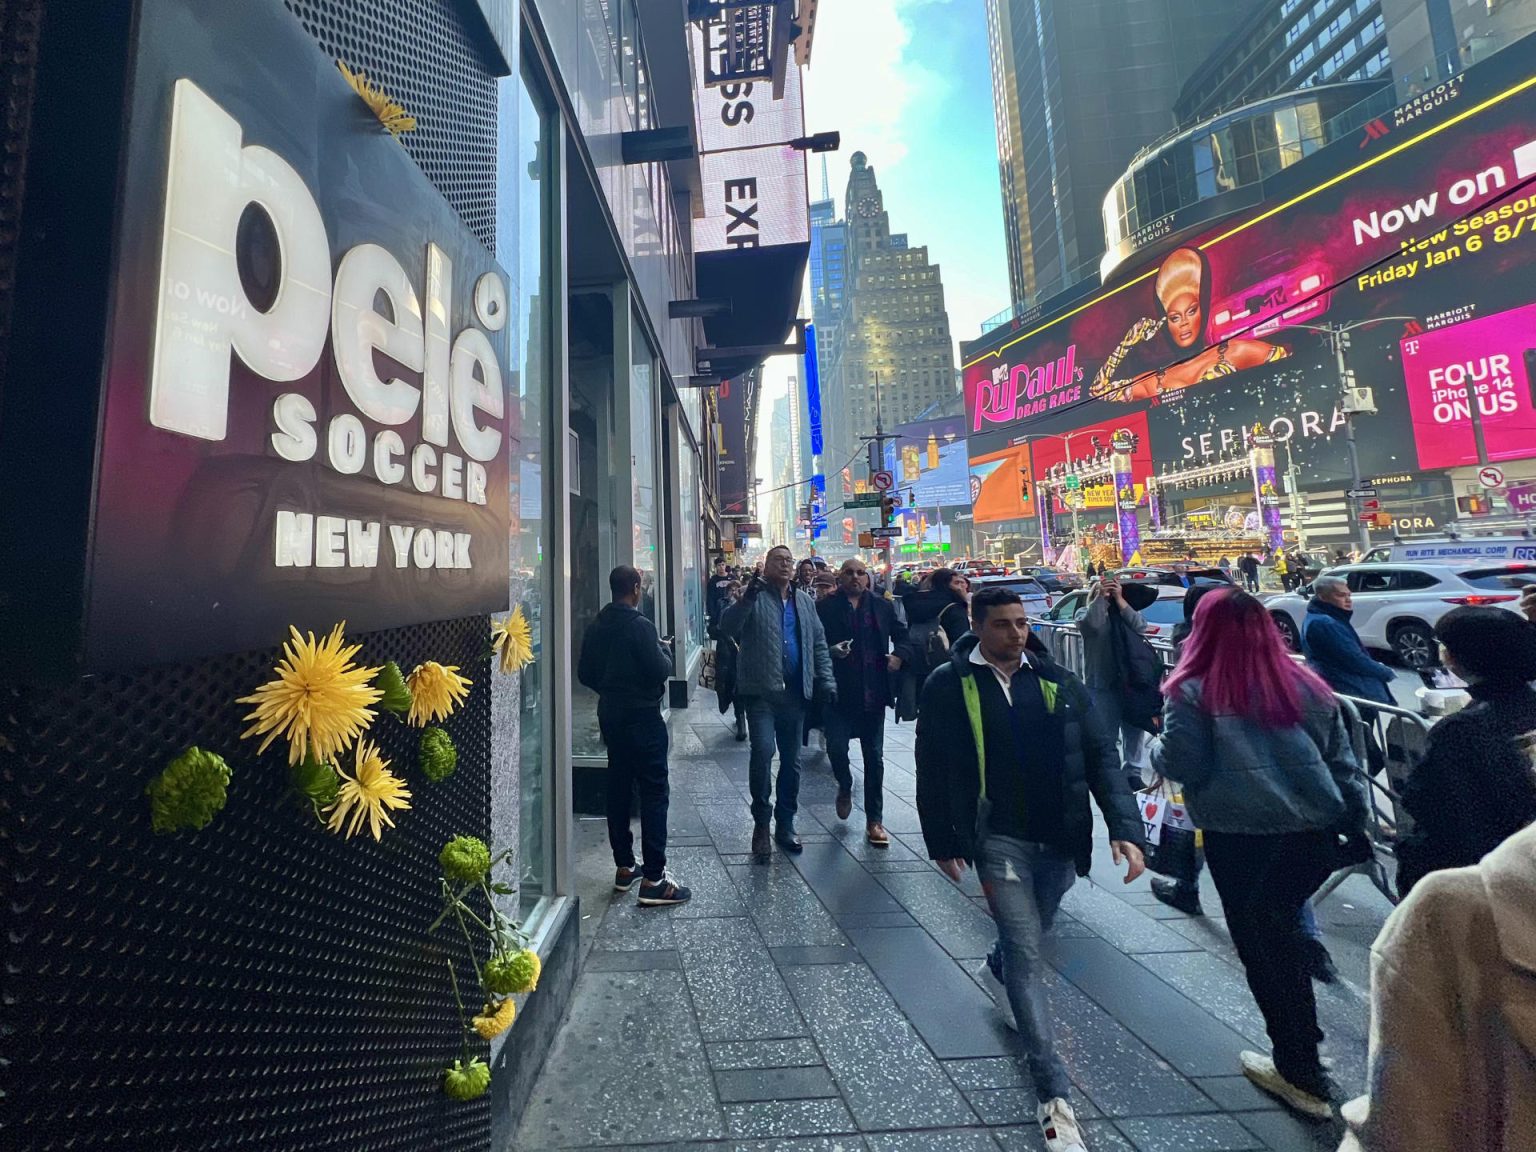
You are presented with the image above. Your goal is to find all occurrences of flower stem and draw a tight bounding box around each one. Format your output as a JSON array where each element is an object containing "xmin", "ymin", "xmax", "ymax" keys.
[
  {"xmin": 452, "ymin": 901, "xmax": 485, "ymax": 984},
  {"xmin": 445, "ymin": 955, "xmax": 471, "ymax": 1036}
]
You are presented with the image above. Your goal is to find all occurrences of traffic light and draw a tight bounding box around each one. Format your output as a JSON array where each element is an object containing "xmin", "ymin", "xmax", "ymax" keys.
[{"xmin": 879, "ymin": 494, "xmax": 896, "ymax": 526}]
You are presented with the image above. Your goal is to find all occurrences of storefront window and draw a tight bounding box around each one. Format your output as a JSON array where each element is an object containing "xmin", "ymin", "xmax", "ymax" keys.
[
  {"xmin": 512, "ymin": 64, "xmax": 553, "ymax": 921},
  {"xmin": 630, "ymin": 327, "xmax": 661, "ymax": 628},
  {"xmin": 678, "ymin": 425, "xmax": 704, "ymax": 666}
]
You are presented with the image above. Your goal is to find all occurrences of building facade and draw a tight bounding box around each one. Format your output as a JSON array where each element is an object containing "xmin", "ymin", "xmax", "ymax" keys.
[
  {"xmin": 822, "ymin": 152, "xmax": 955, "ymax": 522},
  {"xmin": 0, "ymin": 1, "xmax": 807, "ymax": 1147},
  {"xmin": 984, "ymin": 0, "xmax": 1248, "ymax": 312}
]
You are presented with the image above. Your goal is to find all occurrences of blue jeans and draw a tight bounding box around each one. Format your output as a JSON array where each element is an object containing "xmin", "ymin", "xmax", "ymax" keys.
[
  {"xmin": 744, "ymin": 691, "xmax": 805, "ymax": 830},
  {"xmin": 979, "ymin": 835, "xmax": 1078, "ymax": 1103},
  {"xmin": 825, "ymin": 706, "xmax": 886, "ymax": 823},
  {"xmin": 598, "ymin": 704, "xmax": 670, "ymax": 881}
]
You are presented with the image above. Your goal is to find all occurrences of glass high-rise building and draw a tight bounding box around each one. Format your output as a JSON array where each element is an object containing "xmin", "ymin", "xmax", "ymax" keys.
[{"xmin": 985, "ymin": 0, "xmax": 1247, "ymax": 312}]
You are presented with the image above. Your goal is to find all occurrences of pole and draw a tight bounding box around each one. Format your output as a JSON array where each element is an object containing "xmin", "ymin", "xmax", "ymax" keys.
[{"xmin": 1335, "ymin": 327, "xmax": 1371, "ymax": 554}]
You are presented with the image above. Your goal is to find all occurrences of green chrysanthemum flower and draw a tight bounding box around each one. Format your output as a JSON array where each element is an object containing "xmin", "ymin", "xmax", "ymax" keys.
[
  {"xmin": 289, "ymin": 755, "xmax": 341, "ymax": 819},
  {"xmin": 145, "ymin": 747, "xmax": 231, "ymax": 834},
  {"xmin": 439, "ymin": 835, "xmax": 492, "ymax": 885},
  {"xmin": 442, "ymin": 1057, "xmax": 491, "ymax": 1101},
  {"xmin": 419, "ymin": 726, "xmax": 458, "ymax": 782},
  {"xmin": 376, "ymin": 660, "xmax": 413, "ymax": 715},
  {"xmin": 483, "ymin": 948, "xmax": 541, "ymax": 995}
]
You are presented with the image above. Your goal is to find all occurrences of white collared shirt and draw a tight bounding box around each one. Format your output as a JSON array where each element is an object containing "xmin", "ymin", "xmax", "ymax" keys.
[{"xmin": 968, "ymin": 645, "xmax": 1029, "ymax": 704}]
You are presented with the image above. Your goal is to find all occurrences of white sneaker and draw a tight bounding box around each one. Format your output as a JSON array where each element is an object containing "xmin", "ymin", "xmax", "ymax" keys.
[
  {"xmin": 1239, "ymin": 1050, "xmax": 1335, "ymax": 1119},
  {"xmin": 1037, "ymin": 1097, "xmax": 1087, "ymax": 1152},
  {"xmin": 976, "ymin": 959, "xmax": 1018, "ymax": 1032}
]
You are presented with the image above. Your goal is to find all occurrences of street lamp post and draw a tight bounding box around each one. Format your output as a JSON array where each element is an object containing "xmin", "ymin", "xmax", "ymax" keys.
[{"xmin": 1290, "ymin": 317, "xmax": 1418, "ymax": 555}]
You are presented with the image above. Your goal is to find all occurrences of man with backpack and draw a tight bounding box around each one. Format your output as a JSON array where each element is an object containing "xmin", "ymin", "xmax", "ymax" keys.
[
  {"xmin": 894, "ymin": 568, "xmax": 972, "ymax": 720},
  {"xmin": 817, "ymin": 559, "xmax": 909, "ymax": 845},
  {"xmin": 916, "ymin": 585, "xmax": 1144, "ymax": 1152}
]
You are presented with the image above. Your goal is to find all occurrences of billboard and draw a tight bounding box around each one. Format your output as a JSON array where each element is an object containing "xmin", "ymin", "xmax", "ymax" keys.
[
  {"xmin": 717, "ymin": 375, "xmax": 751, "ymax": 516},
  {"xmin": 963, "ymin": 61, "xmax": 1536, "ymax": 491},
  {"xmin": 969, "ymin": 443, "xmax": 1035, "ymax": 524},
  {"xmin": 882, "ymin": 416, "xmax": 969, "ymax": 508}
]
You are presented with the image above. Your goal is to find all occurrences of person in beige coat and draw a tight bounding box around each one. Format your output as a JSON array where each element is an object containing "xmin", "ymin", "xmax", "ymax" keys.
[{"xmin": 1340, "ymin": 820, "xmax": 1536, "ymax": 1149}]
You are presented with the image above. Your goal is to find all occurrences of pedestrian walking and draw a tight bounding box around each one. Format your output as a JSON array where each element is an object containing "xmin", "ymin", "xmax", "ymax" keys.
[
  {"xmin": 706, "ymin": 557, "xmax": 733, "ymax": 623},
  {"xmin": 1076, "ymin": 576, "xmax": 1158, "ymax": 783},
  {"xmin": 576, "ymin": 565, "xmax": 692, "ymax": 906},
  {"xmin": 916, "ymin": 586, "xmax": 1145, "ymax": 1152},
  {"xmin": 1218, "ymin": 555, "xmax": 1232, "ymax": 579},
  {"xmin": 817, "ymin": 558, "xmax": 908, "ymax": 846},
  {"xmin": 1238, "ymin": 552, "xmax": 1260, "ymax": 592},
  {"xmin": 718, "ymin": 544, "xmax": 835, "ymax": 859},
  {"xmin": 795, "ymin": 557, "xmax": 817, "ymax": 593},
  {"xmin": 1394, "ymin": 606, "xmax": 1536, "ymax": 898},
  {"xmin": 1150, "ymin": 588, "xmax": 1368, "ymax": 1119},
  {"xmin": 1338, "ymin": 820, "xmax": 1536, "ymax": 1150},
  {"xmin": 1272, "ymin": 548, "xmax": 1292, "ymax": 592},
  {"xmin": 894, "ymin": 567, "xmax": 972, "ymax": 720},
  {"xmin": 1302, "ymin": 574, "xmax": 1394, "ymax": 775}
]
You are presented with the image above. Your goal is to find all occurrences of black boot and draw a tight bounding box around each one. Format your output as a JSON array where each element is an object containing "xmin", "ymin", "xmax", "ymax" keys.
[{"xmin": 1150, "ymin": 876, "xmax": 1204, "ymax": 916}]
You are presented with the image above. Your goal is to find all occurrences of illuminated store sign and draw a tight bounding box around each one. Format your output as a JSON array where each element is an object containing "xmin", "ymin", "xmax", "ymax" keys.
[{"xmin": 80, "ymin": 3, "xmax": 512, "ymax": 669}]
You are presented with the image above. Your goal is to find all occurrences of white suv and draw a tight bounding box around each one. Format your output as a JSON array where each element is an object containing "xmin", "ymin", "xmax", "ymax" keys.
[{"xmin": 1267, "ymin": 562, "xmax": 1536, "ymax": 667}]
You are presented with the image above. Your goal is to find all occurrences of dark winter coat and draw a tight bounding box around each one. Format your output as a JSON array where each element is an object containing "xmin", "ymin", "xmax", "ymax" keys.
[
  {"xmin": 1301, "ymin": 598, "xmax": 1395, "ymax": 705},
  {"xmin": 815, "ymin": 591, "xmax": 910, "ymax": 713},
  {"xmin": 901, "ymin": 588, "xmax": 971, "ymax": 647},
  {"xmin": 1396, "ymin": 681, "xmax": 1536, "ymax": 898},
  {"xmin": 718, "ymin": 582, "xmax": 835, "ymax": 702},
  {"xmin": 576, "ymin": 601, "xmax": 673, "ymax": 712},
  {"xmin": 914, "ymin": 635, "xmax": 1144, "ymax": 875}
]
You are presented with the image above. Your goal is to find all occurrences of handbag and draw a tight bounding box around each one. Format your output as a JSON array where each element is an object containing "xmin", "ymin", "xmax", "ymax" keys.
[
  {"xmin": 714, "ymin": 638, "xmax": 739, "ymax": 715},
  {"xmin": 1137, "ymin": 781, "xmax": 1200, "ymax": 884}
]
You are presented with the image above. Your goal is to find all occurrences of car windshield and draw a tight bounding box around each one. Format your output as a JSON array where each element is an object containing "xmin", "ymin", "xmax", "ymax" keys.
[
  {"xmin": 1458, "ymin": 565, "xmax": 1536, "ymax": 589},
  {"xmin": 976, "ymin": 579, "xmax": 1047, "ymax": 599}
]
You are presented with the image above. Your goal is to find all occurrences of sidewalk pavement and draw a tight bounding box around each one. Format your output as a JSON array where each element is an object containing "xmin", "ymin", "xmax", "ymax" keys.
[{"xmin": 512, "ymin": 705, "xmax": 1393, "ymax": 1152}]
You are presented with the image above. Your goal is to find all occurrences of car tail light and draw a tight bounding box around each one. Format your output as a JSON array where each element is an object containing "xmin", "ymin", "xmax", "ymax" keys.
[
  {"xmin": 1443, "ymin": 595, "xmax": 1518, "ymax": 605},
  {"xmin": 1143, "ymin": 625, "xmax": 1161, "ymax": 635}
]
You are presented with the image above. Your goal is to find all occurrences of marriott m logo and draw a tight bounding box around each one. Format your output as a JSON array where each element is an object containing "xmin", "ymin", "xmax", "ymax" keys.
[{"xmin": 1359, "ymin": 119, "xmax": 1390, "ymax": 148}]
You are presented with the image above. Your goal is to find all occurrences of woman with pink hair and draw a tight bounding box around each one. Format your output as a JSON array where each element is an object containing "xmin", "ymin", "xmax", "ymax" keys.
[{"xmin": 1150, "ymin": 589, "xmax": 1368, "ymax": 1121}]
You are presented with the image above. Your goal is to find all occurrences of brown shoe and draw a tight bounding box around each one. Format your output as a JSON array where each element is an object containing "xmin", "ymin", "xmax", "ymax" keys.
[
  {"xmin": 835, "ymin": 790, "xmax": 852, "ymax": 821},
  {"xmin": 866, "ymin": 822, "xmax": 890, "ymax": 847},
  {"xmin": 751, "ymin": 825, "xmax": 772, "ymax": 860}
]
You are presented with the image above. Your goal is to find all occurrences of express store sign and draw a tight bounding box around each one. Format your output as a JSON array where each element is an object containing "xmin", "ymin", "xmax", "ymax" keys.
[{"xmin": 81, "ymin": 0, "xmax": 512, "ymax": 669}]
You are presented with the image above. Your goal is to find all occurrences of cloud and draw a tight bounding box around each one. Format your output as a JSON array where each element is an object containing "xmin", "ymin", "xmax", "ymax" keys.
[{"xmin": 803, "ymin": 0, "xmax": 956, "ymax": 178}]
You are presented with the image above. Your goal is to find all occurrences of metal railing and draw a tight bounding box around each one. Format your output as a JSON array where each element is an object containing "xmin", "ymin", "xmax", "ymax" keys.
[{"xmin": 1030, "ymin": 617, "xmax": 1432, "ymax": 905}]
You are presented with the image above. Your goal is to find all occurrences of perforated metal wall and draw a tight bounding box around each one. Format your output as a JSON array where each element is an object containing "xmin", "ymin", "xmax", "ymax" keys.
[
  {"xmin": 284, "ymin": 0, "xmax": 499, "ymax": 248},
  {"xmin": 0, "ymin": 0, "xmax": 43, "ymax": 389},
  {"xmin": 3, "ymin": 618, "xmax": 495, "ymax": 1151}
]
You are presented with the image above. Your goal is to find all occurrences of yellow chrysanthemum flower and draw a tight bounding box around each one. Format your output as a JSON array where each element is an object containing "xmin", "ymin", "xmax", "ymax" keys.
[
  {"xmin": 337, "ymin": 60, "xmax": 418, "ymax": 136},
  {"xmin": 491, "ymin": 608, "xmax": 534, "ymax": 674},
  {"xmin": 238, "ymin": 623, "xmax": 383, "ymax": 766},
  {"xmin": 326, "ymin": 740, "xmax": 412, "ymax": 841},
  {"xmin": 472, "ymin": 997, "xmax": 516, "ymax": 1040},
  {"xmin": 406, "ymin": 661, "xmax": 472, "ymax": 726}
]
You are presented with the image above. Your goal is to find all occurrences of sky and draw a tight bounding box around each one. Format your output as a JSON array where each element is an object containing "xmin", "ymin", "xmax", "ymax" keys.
[{"xmin": 755, "ymin": 0, "xmax": 1008, "ymax": 494}]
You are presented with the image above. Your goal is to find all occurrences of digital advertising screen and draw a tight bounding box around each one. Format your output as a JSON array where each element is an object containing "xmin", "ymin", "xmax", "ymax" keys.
[
  {"xmin": 963, "ymin": 59, "xmax": 1536, "ymax": 494},
  {"xmin": 883, "ymin": 416, "xmax": 970, "ymax": 509},
  {"xmin": 969, "ymin": 443, "xmax": 1034, "ymax": 524}
]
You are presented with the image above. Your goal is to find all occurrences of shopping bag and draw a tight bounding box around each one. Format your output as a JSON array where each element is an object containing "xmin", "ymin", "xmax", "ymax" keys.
[
  {"xmin": 1138, "ymin": 783, "xmax": 1200, "ymax": 884},
  {"xmin": 1137, "ymin": 788, "xmax": 1168, "ymax": 847},
  {"xmin": 699, "ymin": 648, "xmax": 717, "ymax": 691}
]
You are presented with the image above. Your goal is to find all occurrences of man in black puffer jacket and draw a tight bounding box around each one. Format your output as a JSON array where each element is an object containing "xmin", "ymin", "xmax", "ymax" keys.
[
  {"xmin": 577, "ymin": 565, "xmax": 691, "ymax": 907},
  {"xmin": 916, "ymin": 585, "xmax": 1144, "ymax": 1151}
]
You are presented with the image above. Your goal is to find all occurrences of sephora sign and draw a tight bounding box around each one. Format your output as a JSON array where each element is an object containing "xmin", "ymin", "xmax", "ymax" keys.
[{"xmin": 86, "ymin": 15, "xmax": 512, "ymax": 669}]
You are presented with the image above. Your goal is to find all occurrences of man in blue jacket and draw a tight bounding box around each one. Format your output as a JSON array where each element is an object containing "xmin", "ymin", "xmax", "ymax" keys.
[{"xmin": 1300, "ymin": 576, "xmax": 1394, "ymax": 704}]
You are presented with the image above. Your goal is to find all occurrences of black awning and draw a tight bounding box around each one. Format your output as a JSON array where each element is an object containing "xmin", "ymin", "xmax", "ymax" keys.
[{"xmin": 694, "ymin": 241, "xmax": 809, "ymax": 380}]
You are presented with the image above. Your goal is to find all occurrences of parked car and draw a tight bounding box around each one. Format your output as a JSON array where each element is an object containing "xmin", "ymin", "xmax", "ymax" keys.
[
  {"xmin": 967, "ymin": 573, "xmax": 1052, "ymax": 618},
  {"xmin": 1015, "ymin": 565, "xmax": 1084, "ymax": 593},
  {"xmin": 1110, "ymin": 566, "xmax": 1234, "ymax": 588},
  {"xmin": 1030, "ymin": 584, "xmax": 1187, "ymax": 665},
  {"xmin": 1266, "ymin": 561, "xmax": 1536, "ymax": 666}
]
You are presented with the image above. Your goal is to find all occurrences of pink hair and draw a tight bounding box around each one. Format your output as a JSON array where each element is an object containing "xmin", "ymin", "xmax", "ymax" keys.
[{"xmin": 1162, "ymin": 588, "xmax": 1334, "ymax": 728}]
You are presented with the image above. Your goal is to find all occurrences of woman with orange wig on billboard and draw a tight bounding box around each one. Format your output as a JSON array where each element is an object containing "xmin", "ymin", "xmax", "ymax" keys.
[{"xmin": 1091, "ymin": 247, "xmax": 1288, "ymax": 402}]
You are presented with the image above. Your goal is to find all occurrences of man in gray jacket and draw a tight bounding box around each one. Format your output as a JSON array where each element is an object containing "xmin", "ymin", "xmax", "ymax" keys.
[
  {"xmin": 1076, "ymin": 578, "xmax": 1149, "ymax": 783},
  {"xmin": 719, "ymin": 545, "xmax": 835, "ymax": 858}
]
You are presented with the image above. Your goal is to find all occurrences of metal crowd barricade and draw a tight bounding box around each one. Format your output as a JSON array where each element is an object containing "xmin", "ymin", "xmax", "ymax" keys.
[{"xmin": 1027, "ymin": 615, "xmax": 1433, "ymax": 906}]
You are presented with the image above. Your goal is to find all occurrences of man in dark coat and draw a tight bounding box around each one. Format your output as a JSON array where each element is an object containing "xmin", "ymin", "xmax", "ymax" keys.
[
  {"xmin": 1300, "ymin": 576, "xmax": 1394, "ymax": 704},
  {"xmin": 816, "ymin": 558, "xmax": 909, "ymax": 845},
  {"xmin": 916, "ymin": 586, "xmax": 1143, "ymax": 1151},
  {"xmin": 577, "ymin": 565, "xmax": 691, "ymax": 906}
]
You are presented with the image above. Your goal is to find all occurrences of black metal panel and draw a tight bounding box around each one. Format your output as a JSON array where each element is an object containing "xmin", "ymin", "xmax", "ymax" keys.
[
  {"xmin": 283, "ymin": 0, "xmax": 499, "ymax": 249},
  {"xmin": 2, "ymin": 617, "xmax": 494, "ymax": 1151}
]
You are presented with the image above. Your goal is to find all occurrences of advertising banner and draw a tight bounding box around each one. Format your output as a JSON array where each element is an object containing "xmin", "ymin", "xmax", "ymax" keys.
[
  {"xmin": 1028, "ymin": 412, "xmax": 1153, "ymax": 513},
  {"xmin": 969, "ymin": 443, "xmax": 1035, "ymax": 524},
  {"xmin": 883, "ymin": 416, "xmax": 970, "ymax": 509},
  {"xmin": 717, "ymin": 375, "xmax": 751, "ymax": 516},
  {"xmin": 84, "ymin": 0, "xmax": 514, "ymax": 669},
  {"xmin": 964, "ymin": 62, "xmax": 1536, "ymax": 492}
]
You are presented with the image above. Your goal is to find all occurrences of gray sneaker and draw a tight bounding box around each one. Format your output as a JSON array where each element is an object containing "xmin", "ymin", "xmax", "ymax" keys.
[{"xmin": 976, "ymin": 957, "xmax": 1018, "ymax": 1032}]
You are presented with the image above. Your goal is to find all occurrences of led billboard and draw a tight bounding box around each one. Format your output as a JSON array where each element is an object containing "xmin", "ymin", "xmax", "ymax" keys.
[{"xmin": 963, "ymin": 59, "xmax": 1536, "ymax": 492}]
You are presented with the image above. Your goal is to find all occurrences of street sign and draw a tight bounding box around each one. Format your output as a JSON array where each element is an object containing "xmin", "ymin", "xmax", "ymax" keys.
[
  {"xmin": 872, "ymin": 470, "xmax": 895, "ymax": 492},
  {"xmin": 1064, "ymin": 475, "xmax": 1081, "ymax": 490},
  {"xmin": 1478, "ymin": 464, "xmax": 1506, "ymax": 489},
  {"xmin": 1346, "ymin": 487, "xmax": 1377, "ymax": 498},
  {"xmin": 857, "ymin": 531, "xmax": 874, "ymax": 548},
  {"xmin": 846, "ymin": 493, "xmax": 882, "ymax": 509},
  {"xmin": 1507, "ymin": 481, "xmax": 1536, "ymax": 514},
  {"xmin": 887, "ymin": 492, "xmax": 903, "ymax": 508},
  {"xmin": 1362, "ymin": 499, "xmax": 1381, "ymax": 511},
  {"xmin": 870, "ymin": 526, "xmax": 902, "ymax": 539}
]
